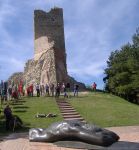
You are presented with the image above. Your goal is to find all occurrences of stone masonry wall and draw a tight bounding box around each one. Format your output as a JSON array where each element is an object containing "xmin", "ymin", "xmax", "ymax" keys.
[
  {"xmin": 9, "ymin": 7, "xmax": 86, "ymax": 90},
  {"xmin": 33, "ymin": 7, "xmax": 68, "ymax": 86}
]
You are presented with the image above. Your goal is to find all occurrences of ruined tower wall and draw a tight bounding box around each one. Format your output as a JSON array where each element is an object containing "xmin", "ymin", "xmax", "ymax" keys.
[
  {"xmin": 34, "ymin": 8, "xmax": 68, "ymax": 85},
  {"xmin": 34, "ymin": 8, "xmax": 65, "ymax": 61}
]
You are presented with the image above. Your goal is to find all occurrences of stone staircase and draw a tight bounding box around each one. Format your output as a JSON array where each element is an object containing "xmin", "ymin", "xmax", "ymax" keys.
[{"xmin": 56, "ymin": 99, "xmax": 85, "ymax": 122}]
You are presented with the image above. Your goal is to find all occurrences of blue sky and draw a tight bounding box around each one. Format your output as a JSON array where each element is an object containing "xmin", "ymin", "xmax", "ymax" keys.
[{"xmin": 0, "ymin": 0, "xmax": 139, "ymax": 89}]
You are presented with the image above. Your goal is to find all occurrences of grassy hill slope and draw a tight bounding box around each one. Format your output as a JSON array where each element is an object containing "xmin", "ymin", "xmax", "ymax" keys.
[{"xmin": 70, "ymin": 92, "xmax": 139, "ymax": 127}]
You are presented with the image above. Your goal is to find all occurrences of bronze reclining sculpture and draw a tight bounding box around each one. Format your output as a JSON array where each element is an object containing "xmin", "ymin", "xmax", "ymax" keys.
[{"xmin": 29, "ymin": 120, "xmax": 119, "ymax": 146}]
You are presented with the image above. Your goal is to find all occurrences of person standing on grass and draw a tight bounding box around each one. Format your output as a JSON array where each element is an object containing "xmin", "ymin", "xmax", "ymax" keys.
[
  {"xmin": 8, "ymin": 82, "xmax": 12, "ymax": 101},
  {"xmin": 30, "ymin": 84, "xmax": 34, "ymax": 97},
  {"xmin": 74, "ymin": 84, "xmax": 79, "ymax": 97},
  {"xmin": 27, "ymin": 86, "xmax": 30, "ymax": 96},
  {"xmin": 12, "ymin": 84, "xmax": 19, "ymax": 100},
  {"xmin": 61, "ymin": 83, "xmax": 65, "ymax": 93},
  {"xmin": 1, "ymin": 88, "xmax": 4, "ymax": 107},
  {"xmin": 62, "ymin": 83, "xmax": 67, "ymax": 98},
  {"xmin": 45, "ymin": 83, "xmax": 49, "ymax": 96},
  {"xmin": 66, "ymin": 83, "xmax": 70, "ymax": 98},
  {"xmin": 92, "ymin": 82, "xmax": 97, "ymax": 92},
  {"xmin": 50, "ymin": 83, "xmax": 54, "ymax": 97},
  {"xmin": 4, "ymin": 105, "xmax": 13, "ymax": 130},
  {"xmin": 55, "ymin": 83, "xmax": 60, "ymax": 98},
  {"xmin": 36, "ymin": 83, "xmax": 40, "ymax": 97},
  {"xmin": 18, "ymin": 83, "xmax": 22, "ymax": 99},
  {"xmin": 3, "ymin": 81, "xmax": 8, "ymax": 101}
]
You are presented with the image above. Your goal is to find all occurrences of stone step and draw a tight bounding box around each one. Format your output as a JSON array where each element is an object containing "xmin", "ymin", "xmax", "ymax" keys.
[
  {"xmin": 57, "ymin": 104, "xmax": 71, "ymax": 106},
  {"xmin": 56, "ymin": 99, "xmax": 86, "ymax": 123},
  {"xmin": 57, "ymin": 103, "xmax": 70, "ymax": 106},
  {"xmin": 56, "ymin": 101, "xmax": 69, "ymax": 103},
  {"xmin": 64, "ymin": 117, "xmax": 85, "ymax": 121},
  {"xmin": 61, "ymin": 112, "xmax": 79, "ymax": 115},
  {"xmin": 61, "ymin": 110, "xmax": 77, "ymax": 113},
  {"xmin": 57, "ymin": 103, "xmax": 69, "ymax": 105},
  {"xmin": 63, "ymin": 115, "xmax": 81, "ymax": 118},
  {"xmin": 57, "ymin": 103, "xmax": 70, "ymax": 105},
  {"xmin": 57, "ymin": 102, "xmax": 70, "ymax": 105},
  {"xmin": 60, "ymin": 108, "xmax": 75, "ymax": 110},
  {"xmin": 57, "ymin": 102, "xmax": 68, "ymax": 104},
  {"xmin": 59, "ymin": 106, "xmax": 72, "ymax": 109},
  {"xmin": 60, "ymin": 109, "xmax": 76, "ymax": 112}
]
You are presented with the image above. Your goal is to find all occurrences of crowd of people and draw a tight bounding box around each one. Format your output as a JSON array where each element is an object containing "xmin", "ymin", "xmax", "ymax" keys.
[
  {"xmin": 0, "ymin": 80, "xmax": 80, "ymax": 103},
  {"xmin": 0, "ymin": 80, "xmax": 25, "ymax": 103},
  {"xmin": 0, "ymin": 79, "xmax": 98, "ymax": 103},
  {"xmin": 32, "ymin": 82, "xmax": 79, "ymax": 98}
]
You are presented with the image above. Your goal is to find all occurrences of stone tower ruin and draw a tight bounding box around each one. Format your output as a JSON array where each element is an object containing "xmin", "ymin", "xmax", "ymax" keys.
[
  {"xmin": 34, "ymin": 8, "xmax": 68, "ymax": 85},
  {"xmin": 9, "ymin": 7, "xmax": 85, "ymax": 90}
]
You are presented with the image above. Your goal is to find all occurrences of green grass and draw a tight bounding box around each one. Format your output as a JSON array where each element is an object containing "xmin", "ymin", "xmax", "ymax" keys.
[
  {"xmin": 0, "ymin": 96, "xmax": 62, "ymax": 135},
  {"xmin": 0, "ymin": 92, "xmax": 139, "ymax": 136},
  {"xmin": 70, "ymin": 92, "xmax": 139, "ymax": 127}
]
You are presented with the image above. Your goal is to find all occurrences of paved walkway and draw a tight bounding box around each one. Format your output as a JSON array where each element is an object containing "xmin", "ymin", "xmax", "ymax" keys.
[
  {"xmin": 0, "ymin": 133, "xmax": 79, "ymax": 150},
  {"xmin": 0, "ymin": 126, "xmax": 139, "ymax": 150},
  {"xmin": 107, "ymin": 125, "xmax": 139, "ymax": 143}
]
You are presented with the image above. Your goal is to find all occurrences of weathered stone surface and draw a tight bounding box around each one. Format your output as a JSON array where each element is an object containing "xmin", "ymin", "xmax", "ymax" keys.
[{"xmin": 25, "ymin": 8, "xmax": 68, "ymax": 86}]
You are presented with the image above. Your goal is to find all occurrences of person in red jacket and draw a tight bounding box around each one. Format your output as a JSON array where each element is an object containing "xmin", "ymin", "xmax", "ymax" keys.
[
  {"xmin": 27, "ymin": 86, "xmax": 30, "ymax": 96},
  {"xmin": 30, "ymin": 84, "xmax": 33, "ymax": 97},
  {"xmin": 18, "ymin": 84, "xmax": 23, "ymax": 99},
  {"xmin": 92, "ymin": 82, "xmax": 97, "ymax": 92}
]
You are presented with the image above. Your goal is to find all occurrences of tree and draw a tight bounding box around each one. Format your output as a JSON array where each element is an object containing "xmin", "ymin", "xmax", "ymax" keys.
[{"xmin": 104, "ymin": 29, "xmax": 139, "ymax": 102}]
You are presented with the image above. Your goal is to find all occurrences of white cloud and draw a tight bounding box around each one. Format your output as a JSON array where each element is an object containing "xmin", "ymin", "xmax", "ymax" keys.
[
  {"xmin": 0, "ymin": 57, "xmax": 24, "ymax": 70},
  {"xmin": 68, "ymin": 61, "xmax": 105, "ymax": 78},
  {"xmin": 0, "ymin": 56, "xmax": 24, "ymax": 80}
]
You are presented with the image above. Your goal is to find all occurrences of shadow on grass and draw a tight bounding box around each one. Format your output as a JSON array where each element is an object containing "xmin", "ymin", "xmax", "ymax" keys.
[
  {"xmin": 18, "ymin": 100, "xmax": 26, "ymax": 103},
  {"xmin": 11, "ymin": 103, "xmax": 24, "ymax": 105},
  {"xmin": 10, "ymin": 99, "xmax": 29, "ymax": 113},
  {"xmin": 13, "ymin": 106, "xmax": 29, "ymax": 109},
  {"xmin": 10, "ymin": 99, "xmax": 26, "ymax": 106},
  {"xmin": 14, "ymin": 110, "xmax": 27, "ymax": 113}
]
